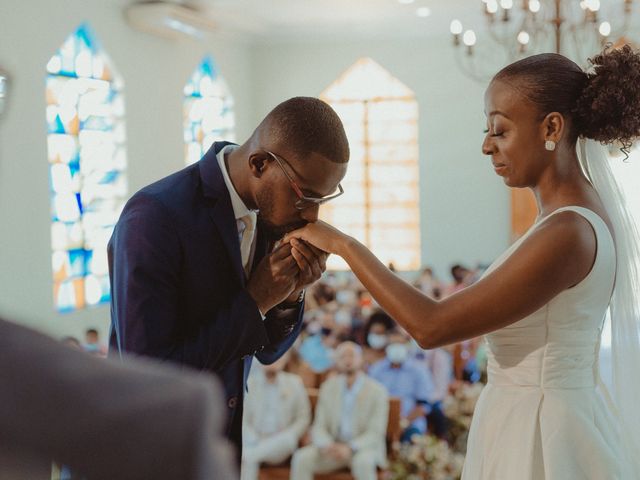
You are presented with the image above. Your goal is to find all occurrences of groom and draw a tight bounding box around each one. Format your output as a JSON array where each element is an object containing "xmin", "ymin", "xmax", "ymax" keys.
[{"xmin": 108, "ymin": 97, "xmax": 349, "ymax": 458}]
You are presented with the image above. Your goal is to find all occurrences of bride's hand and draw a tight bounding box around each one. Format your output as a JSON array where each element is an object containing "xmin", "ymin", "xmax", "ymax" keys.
[{"xmin": 283, "ymin": 221, "xmax": 352, "ymax": 255}]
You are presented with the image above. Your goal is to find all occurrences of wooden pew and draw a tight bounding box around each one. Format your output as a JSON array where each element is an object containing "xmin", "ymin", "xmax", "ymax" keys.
[{"xmin": 258, "ymin": 388, "xmax": 401, "ymax": 480}]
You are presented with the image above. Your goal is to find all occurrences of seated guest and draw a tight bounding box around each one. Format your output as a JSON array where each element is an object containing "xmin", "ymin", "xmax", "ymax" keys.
[
  {"xmin": 369, "ymin": 330, "xmax": 433, "ymax": 442},
  {"xmin": 291, "ymin": 342, "xmax": 388, "ymax": 480},
  {"xmin": 83, "ymin": 328, "xmax": 107, "ymax": 357},
  {"xmin": 241, "ymin": 353, "xmax": 310, "ymax": 480},
  {"xmin": 362, "ymin": 310, "xmax": 396, "ymax": 369},
  {"xmin": 298, "ymin": 312, "xmax": 338, "ymax": 373},
  {"xmin": 415, "ymin": 347, "xmax": 453, "ymax": 438}
]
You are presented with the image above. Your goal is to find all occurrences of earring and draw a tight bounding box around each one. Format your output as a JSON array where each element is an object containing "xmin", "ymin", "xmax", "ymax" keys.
[{"xmin": 545, "ymin": 140, "xmax": 556, "ymax": 151}]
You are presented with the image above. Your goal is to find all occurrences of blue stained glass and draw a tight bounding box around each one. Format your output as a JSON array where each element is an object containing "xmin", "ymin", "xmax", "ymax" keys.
[
  {"xmin": 85, "ymin": 274, "xmax": 110, "ymax": 306},
  {"xmin": 98, "ymin": 170, "xmax": 118, "ymax": 184},
  {"xmin": 84, "ymin": 250, "xmax": 95, "ymax": 274},
  {"xmin": 80, "ymin": 116, "xmax": 113, "ymax": 131},
  {"xmin": 69, "ymin": 161, "xmax": 80, "ymax": 175},
  {"xmin": 76, "ymin": 23, "xmax": 99, "ymax": 52},
  {"xmin": 68, "ymin": 249, "xmax": 87, "ymax": 277},
  {"xmin": 52, "ymin": 193, "xmax": 81, "ymax": 222},
  {"xmin": 183, "ymin": 55, "xmax": 235, "ymax": 165},
  {"xmin": 75, "ymin": 193, "xmax": 83, "ymax": 214},
  {"xmin": 53, "ymin": 115, "xmax": 66, "ymax": 134},
  {"xmin": 56, "ymin": 280, "xmax": 79, "ymax": 312},
  {"xmin": 96, "ymin": 276, "xmax": 110, "ymax": 304},
  {"xmin": 47, "ymin": 23, "xmax": 127, "ymax": 312}
]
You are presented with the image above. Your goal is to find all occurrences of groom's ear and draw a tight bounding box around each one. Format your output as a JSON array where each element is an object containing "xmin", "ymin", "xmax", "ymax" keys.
[
  {"xmin": 542, "ymin": 112, "xmax": 565, "ymax": 143},
  {"xmin": 248, "ymin": 151, "xmax": 270, "ymax": 179}
]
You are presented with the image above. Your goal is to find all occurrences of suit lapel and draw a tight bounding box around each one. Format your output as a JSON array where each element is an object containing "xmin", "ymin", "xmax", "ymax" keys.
[{"xmin": 198, "ymin": 142, "xmax": 245, "ymax": 284}]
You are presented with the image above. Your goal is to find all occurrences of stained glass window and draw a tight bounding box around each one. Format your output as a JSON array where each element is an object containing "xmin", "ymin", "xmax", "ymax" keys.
[
  {"xmin": 184, "ymin": 56, "xmax": 235, "ymax": 165},
  {"xmin": 320, "ymin": 58, "xmax": 421, "ymax": 270},
  {"xmin": 46, "ymin": 23, "xmax": 127, "ymax": 312}
]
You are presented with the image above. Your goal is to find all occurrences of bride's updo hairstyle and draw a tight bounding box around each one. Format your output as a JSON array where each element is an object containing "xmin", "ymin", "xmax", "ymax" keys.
[{"xmin": 492, "ymin": 45, "xmax": 640, "ymax": 150}]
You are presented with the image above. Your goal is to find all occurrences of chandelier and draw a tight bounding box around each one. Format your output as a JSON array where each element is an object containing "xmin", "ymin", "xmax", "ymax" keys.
[{"xmin": 450, "ymin": 0, "xmax": 637, "ymax": 81}]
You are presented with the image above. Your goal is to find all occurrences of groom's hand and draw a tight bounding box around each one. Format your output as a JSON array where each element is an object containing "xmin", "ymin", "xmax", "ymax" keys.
[
  {"xmin": 289, "ymin": 237, "xmax": 328, "ymax": 292},
  {"xmin": 247, "ymin": 243, "xmax": 299, "ymax": 313}
]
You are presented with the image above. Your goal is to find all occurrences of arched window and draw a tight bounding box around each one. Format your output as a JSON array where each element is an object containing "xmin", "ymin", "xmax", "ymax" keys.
[
  {"xmin": 320, "ymin": 58, "xmax": 421, "ymax": 270},
  {"xmin": 184, "ymin": 56, "xmax": 235, "ymax": 165},
  {"xmin": 47, "ymin": 23, "xmax": 127, "ymax": 312}
]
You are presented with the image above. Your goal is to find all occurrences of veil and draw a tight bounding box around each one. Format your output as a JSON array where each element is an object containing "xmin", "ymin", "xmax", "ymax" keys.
[{"xmin": 577, "ymin": 138, "xmax": 640, "ymax": 477}]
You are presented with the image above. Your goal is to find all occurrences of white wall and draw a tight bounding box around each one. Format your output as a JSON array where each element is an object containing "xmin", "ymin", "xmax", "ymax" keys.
[
  {"xmin": 0, "ymin": 2, "xmax": 511, "ymax": 341},
  {"xmin": 0, "ymin": 0, "xmax": 254, "ymax": 340},
  {"xmin": 251, "ymin": 35, "xmax": 511, "ymax": 280}
]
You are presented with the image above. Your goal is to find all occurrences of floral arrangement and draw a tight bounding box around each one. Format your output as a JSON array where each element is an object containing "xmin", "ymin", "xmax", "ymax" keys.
[
  {"xmin": 385, "ymin": 435, "xmax": 465, "ymax": 480},
  {"xmin": 385, "ymin": 381, "xmax": 484, "ymax": 479},
  {"xmin": 443, "ymin": 381, "xmax": 484, "ymax": 453}
]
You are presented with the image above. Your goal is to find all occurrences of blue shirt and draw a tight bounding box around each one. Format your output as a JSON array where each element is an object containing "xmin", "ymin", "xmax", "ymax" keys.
[
  {"xmin": 299, "ymin": 335, "xmax": 334, "ymax": 373},
  {"xmin": 368, "ymin": 358, "xmax": 434, "ymax": 433}
]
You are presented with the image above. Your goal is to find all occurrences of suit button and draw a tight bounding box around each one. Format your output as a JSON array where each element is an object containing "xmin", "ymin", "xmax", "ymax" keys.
[{"xmin": 227, "ymin": 396, "xmax": 238, "ymax": 409}]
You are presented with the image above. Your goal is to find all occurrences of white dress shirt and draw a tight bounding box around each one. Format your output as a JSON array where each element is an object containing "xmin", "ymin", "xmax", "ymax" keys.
[
  {"xmin": 338, "ymin": 373, "xmax": 366, "ymax": 443},
  {"xmin": 216, "ymin": 145, "xmax": 266, "ymax": 319},
  {"xmin": 215, "ymin": 145, "xmax": 258, "ymax": 275}
]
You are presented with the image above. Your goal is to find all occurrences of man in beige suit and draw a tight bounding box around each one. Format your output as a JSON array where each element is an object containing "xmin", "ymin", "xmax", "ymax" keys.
[
  {"xmin": 290, "ymin": 342, "xmax": 388, "ymax": 480},
  {"xmin": 242, "ymin": 353, "xmax": 311, "ymax": 480}
]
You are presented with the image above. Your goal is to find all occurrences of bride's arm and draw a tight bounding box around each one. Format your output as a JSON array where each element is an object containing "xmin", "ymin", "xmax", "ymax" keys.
[{"xmin": 289, "ymin": 212, "xmax": 597, "ymax": 348}]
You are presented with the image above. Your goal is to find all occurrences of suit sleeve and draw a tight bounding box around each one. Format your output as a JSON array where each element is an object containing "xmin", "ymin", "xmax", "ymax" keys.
[
  {"xmin": 109, "ymin": 192, "xmax": 270, "ymax": 369},
  {"xmin": 256, "ymin": 304, "xmax": 305, "ymax": 365},
  {"xmin": 279, "ymin": 376, "xmax": 312, "ymax": 445}
]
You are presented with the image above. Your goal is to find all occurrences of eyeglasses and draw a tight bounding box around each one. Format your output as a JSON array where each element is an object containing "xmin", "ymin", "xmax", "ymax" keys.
[{"xmin": 266, "ymin": 150, "xmax": 344, "ymax": 210}]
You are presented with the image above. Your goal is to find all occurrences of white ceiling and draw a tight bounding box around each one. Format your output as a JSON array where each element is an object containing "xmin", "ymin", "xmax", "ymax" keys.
[{"xmin": 186, "ymin": 0, "xmax": 485, "ymax": 41}]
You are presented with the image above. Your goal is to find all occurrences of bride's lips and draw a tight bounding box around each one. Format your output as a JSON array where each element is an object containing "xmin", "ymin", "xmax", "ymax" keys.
[{"xmin": 493, "ymin": 162, "xmax": 507, "ymax": 175}]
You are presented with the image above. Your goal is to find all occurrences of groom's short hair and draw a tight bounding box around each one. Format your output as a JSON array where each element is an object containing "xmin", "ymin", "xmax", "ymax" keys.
[{"xmin": 260, "ymin": 96, "xmax": 350, "ymax": 164}]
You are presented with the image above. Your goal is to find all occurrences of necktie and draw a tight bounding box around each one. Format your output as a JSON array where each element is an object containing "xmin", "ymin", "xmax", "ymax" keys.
[{"xmin": 239, "ymin": 212, "xmax": 256, "ymax": 275}]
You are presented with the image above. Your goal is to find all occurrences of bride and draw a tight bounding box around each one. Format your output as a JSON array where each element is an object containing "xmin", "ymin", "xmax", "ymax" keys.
[{"xmin": 286, "ymin": 46, "xmax": 640, "ymax": 479}]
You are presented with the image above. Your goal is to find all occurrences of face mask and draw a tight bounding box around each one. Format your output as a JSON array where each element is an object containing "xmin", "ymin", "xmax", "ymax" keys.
[
  {"xmin": 386, "ymin": 343, "xmax": 409, "ymax": 364},
  {"xmin": 306, "ymin": 321, "xmax": 321, "ymax": 335},
  {"xmin": 368, "ymin": 333, "xmax": 388, "ymax": 350},
  {"xmin": 335, "ymin": 309, "xmax": 352, "ymax": 327}
]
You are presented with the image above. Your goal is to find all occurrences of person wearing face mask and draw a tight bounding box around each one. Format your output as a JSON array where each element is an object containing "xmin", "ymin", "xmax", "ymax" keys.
[
  {"xmin": 290, "ymin": 342, "xmax": 388, "ymax": 480},
  {"xmin": 362, "ymin": 310, "xmax": 395, "ymax": 369},
  {"xmin": 369, "ymin": 331, "xmax": 434, "ymax": 442},
  {"xmin": 298, "ymin": 312, "xmax": 337, "ymax": 374}
]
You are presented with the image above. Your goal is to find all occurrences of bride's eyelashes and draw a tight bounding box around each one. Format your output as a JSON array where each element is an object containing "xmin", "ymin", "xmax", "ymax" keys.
[{"xmin": 483, "ymin": 128, "xmax": 504, "ymax": 137}]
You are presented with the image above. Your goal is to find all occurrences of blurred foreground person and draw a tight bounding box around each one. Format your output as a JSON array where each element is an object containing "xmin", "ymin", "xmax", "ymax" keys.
[{"xmin": 0, "ymin": 317, "xmax": 236, "ymax": 480}]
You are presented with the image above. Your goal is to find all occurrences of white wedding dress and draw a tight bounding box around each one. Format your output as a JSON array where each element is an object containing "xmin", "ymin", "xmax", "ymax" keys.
[{"xmin": 462, "ymin": 206, "xmax": 623, "ymax": 479}]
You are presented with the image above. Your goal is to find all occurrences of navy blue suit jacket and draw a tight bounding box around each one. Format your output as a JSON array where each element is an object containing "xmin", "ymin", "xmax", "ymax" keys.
[{"xmin": 108, "ymin": 142, "xmax": 304, "ymax": 456}]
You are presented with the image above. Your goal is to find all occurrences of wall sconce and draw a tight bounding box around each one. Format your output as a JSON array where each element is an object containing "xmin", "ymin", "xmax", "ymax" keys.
[{"xmin": 0, "ymin": 68, "xmax": 8, "ymax": 119}]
